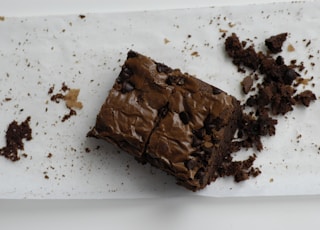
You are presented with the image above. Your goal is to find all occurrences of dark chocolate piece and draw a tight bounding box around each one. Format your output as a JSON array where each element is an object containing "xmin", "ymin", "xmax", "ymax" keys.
[{"xmin": 88, "ymin": 51, "xmax": 241, "ymax": 191}]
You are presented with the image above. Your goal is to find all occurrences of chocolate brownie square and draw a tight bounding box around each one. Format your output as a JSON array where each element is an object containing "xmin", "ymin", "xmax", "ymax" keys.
[{"xmin": 88, "ymin": 51, "xmax": 241, "ymax": 191}]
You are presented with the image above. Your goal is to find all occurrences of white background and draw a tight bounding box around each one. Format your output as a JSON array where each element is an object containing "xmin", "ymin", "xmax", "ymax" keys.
[{"xmin": 1, "ymin": 0, "xmax": 320, "ymax": 229}]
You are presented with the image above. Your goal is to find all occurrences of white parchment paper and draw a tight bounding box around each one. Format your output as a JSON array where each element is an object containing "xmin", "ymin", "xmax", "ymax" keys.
[{"xmin": 1, "ymin": 1, "xmax": 320, "ymax": 198}]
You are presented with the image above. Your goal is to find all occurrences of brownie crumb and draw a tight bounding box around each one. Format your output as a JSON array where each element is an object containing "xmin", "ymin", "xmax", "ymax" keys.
[
  {"xmin": 50, "ymin": 93, "xmax": 64, "ymax": 103},
  {"xmin": 218, "ymin": 154, "xmax": 261, "ymax": 182},
  {"xmin": 164, "ymin": 38, "xmax": 170, "ymax": 44},
  {"xmin": 79, "ymin": 14, "xmax": 86, "ymax": 19},
  {"xmin": 265, "ymin": 33, "xmax": 288, "ymax": 53},
  {"xmin": 223, "ymin": 32, "xmax": 316, "ymax": 182},
  {"xmin": 64, "ymin": 89, "xmax": 83, "ymax": 109},
  {"xmin": 191, "ymin": 51, "xmax": 200, "ymax": 57},
  {"xmin": 49, "ymin": 83, "xmax": 83, "ymax": 122},
  {"xmin": 225, "ymin": 33, "xmax": 260, "ymax": 71},
  {"xmin": 294, "ymin": 90, "xmax": 316, "ymax": 106},
  {"xmin": 0, "ymin": 117, "xmax": 32, "ymax": 162},
  {"xmin": 0, "ymin": 16, "xmax": 5, "ymax": 21},
  {"xmin": 62, "ymin": 109, "xmax": 77, "ymax": 122},
  {"xmin": 241, "ymin": 75, "xmax": 254, "ymax": 94},
  {"xmin": 287, "ymin": 44, "xmax": 295, "ymax": 52},
  {"xmin": 61, "ymin": 82, "xmax": 70, "ymax": 92},
  {"xmin": 47, "ymin": 152, "xmax": 53, "ymax": 158},
  {"xmin": 48, "ymin": 85, "xmax": 55, "ymax": 94}
]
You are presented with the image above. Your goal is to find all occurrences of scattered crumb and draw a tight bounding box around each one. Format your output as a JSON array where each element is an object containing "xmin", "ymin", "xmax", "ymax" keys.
[
  {"xmin": 163, "ymin": 38, "xmax": 170, "ymax": 44},
  {"xmin": 62, "ymin": 109, "xmax": 77, "ymax": 122},
  {"xmin": 269, "ymin": 178, "xmax": 274, "ymax": 183},
  {"xmin": 306, "ymin": 40, "xmax": 311, "ymax": 47},
  {"xmin": 219, "ymin": 28, "xmax": 228, "ymax": 33},
  {"xmin": 287, "ymin": 44, "xmax": 295, "ymax": 52},
  {"xmin": 224, "ymin": 32, "xmax": 316, "ymax": 182},
  {"xmin": 64, "ymin": 89, "xmax": 83, "ymax": 109},
  {"xmin": 0, "ymin": 117, "xmax": 32, "ymax": 162},
  {"xmin": 228, "ymin": 22, "xmax": 236, "ymax": 28},
  {"xmin": 61, "ymin": 82, "xmax": 70, "ymax": 92},
  {"xmin": 241, "ymin": 75, "xmax": 254, "ymax": 94},
  {"xmin": 47, "ymin": 153, "xmax": 53, "ymax": 158},
  {"xmin": 79, "ymin": 14, "xmax": 86, "ymax": 19},
  {"xmin": 48, "ymin": 85, "xmax": 55, "ymax": 94},
  {"xmin": 191, "ymin": 51, "xmax": 200, "ymax": 57},
  {"xmin": 265, "ymin": 33, "xmax": 287, "ymax": 53},
  {"xmin": 48, "ymin": 83, "xmax": 83, "ymax": 122},
  {"xmin": 0, "ymin": 16, "xmax": 5, "ymax": 21}
]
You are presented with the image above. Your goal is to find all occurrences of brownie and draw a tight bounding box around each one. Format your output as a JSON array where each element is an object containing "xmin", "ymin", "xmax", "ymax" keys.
[{"xmin": 88, "ymin": 51, "xmax": 241, "ymax": 191}]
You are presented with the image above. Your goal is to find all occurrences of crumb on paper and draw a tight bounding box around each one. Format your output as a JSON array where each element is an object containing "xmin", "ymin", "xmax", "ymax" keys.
[
  {"xmin": 0, "ymin": 16, "xmax": 5, "ymax": 21},
  {"xmin": 62, "ymin": 109, "xmax": 77, "ymax": 122},
  {"xmin": 287, "ymin": 44, "xmax": 295, "ymax": 52},
  {"xmin": 191, "ymin": 51, "xmax": 200, "ymax": 57},
  {"xmin": 164, "ymin": 38, "xmax": 170, "ymax": 44},
  {"xmin": 0, "ymin": 117, "xmax": 32, "ymax": 162},
  {"xmin": 228, "ymin": 22, "xmax": 236, "ymax": 28},
  {"xmin": 64, "ymin": 89, "xmax": 83, "ymax": 109},
  {"xmin": 219, "ymin": 28, "xmax": 228, "ymax": 33},
  {"xmin": 48, "ymin": 83, "xmax": 83, "ymax": 122},
  {"xmin": 79, "ymin": 14, "xmax": 86, "ymax": 19}
]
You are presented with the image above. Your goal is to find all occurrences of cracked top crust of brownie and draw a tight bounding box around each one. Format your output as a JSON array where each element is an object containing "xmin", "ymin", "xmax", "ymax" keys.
[{"xmin": 88, "ymin": 51, "xmax": 241, "ymax": 191}]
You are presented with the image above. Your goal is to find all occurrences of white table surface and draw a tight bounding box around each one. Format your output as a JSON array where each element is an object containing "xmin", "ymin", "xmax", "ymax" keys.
[{"xmin": 1, "ymin": 0, "xmax": 320, "ymax": 229}]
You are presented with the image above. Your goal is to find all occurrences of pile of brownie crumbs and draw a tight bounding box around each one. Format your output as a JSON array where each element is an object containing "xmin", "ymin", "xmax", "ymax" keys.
[
  {"xmin": 48, "ymin": 82, "xmax": 83, "ymax": 122},
  {"xmin": 217, "ymin": 32, "xmax": 316, "ymax": 182},
  {"xmin": 0, "ymin": 117, "xmax": 32, "ymax": 161}
]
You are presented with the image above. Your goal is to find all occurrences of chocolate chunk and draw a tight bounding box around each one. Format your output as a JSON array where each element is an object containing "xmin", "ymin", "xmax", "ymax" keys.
[
  {"xmin": 117, "ymin": 66, "xmax": 132, "ymax": 83},
  {"xmin": 158, "ymin": 104, "xmax": 169, "ymax": 118},
  {"xmin": 156, "ymin": 62, "xmax": 172, "ymax": 74},
  {"xmin": 165, "ymin": 75, "xmax": 185, "ymax": 85},
  {"xmin": 193, "ymin": 128, "xmax": 205, "ymax": 140},
  {"xmin": 275, "ymin": 56, "xmax": 284, "ymax": 65},
  {"xmin": 179, "ymin": 111, "xmax": 190, "ymax": 124},
  {"xmin": 283, "ymin": 69, "xmax": 298, "ymax": 85},
  {"xmin": 121, "ymin": 81, "xmax": 135, "ymax": 93},
  {"xmin": 127, "ymin": 50, "xmax": 138, "ymax": 58},
  {"xmin": 194, "ymin": 168, "xmax": 206, "ymax": 185},
  {"xmin": 191, "ymin": 136, "xmax": 203, "ymax": 147},
  {"xmin": 212, "ymin": 86, "xmax": 222, "ymax": 95},
  {"xmin": 184, "ymin": 159, "xmax": 197, "ymax": 170}
]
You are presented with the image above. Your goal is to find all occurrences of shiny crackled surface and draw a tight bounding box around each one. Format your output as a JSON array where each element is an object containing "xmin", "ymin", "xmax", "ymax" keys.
[{"xmin": 90, "ymin": 51, "xmax": 241, "ymax": 190}]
